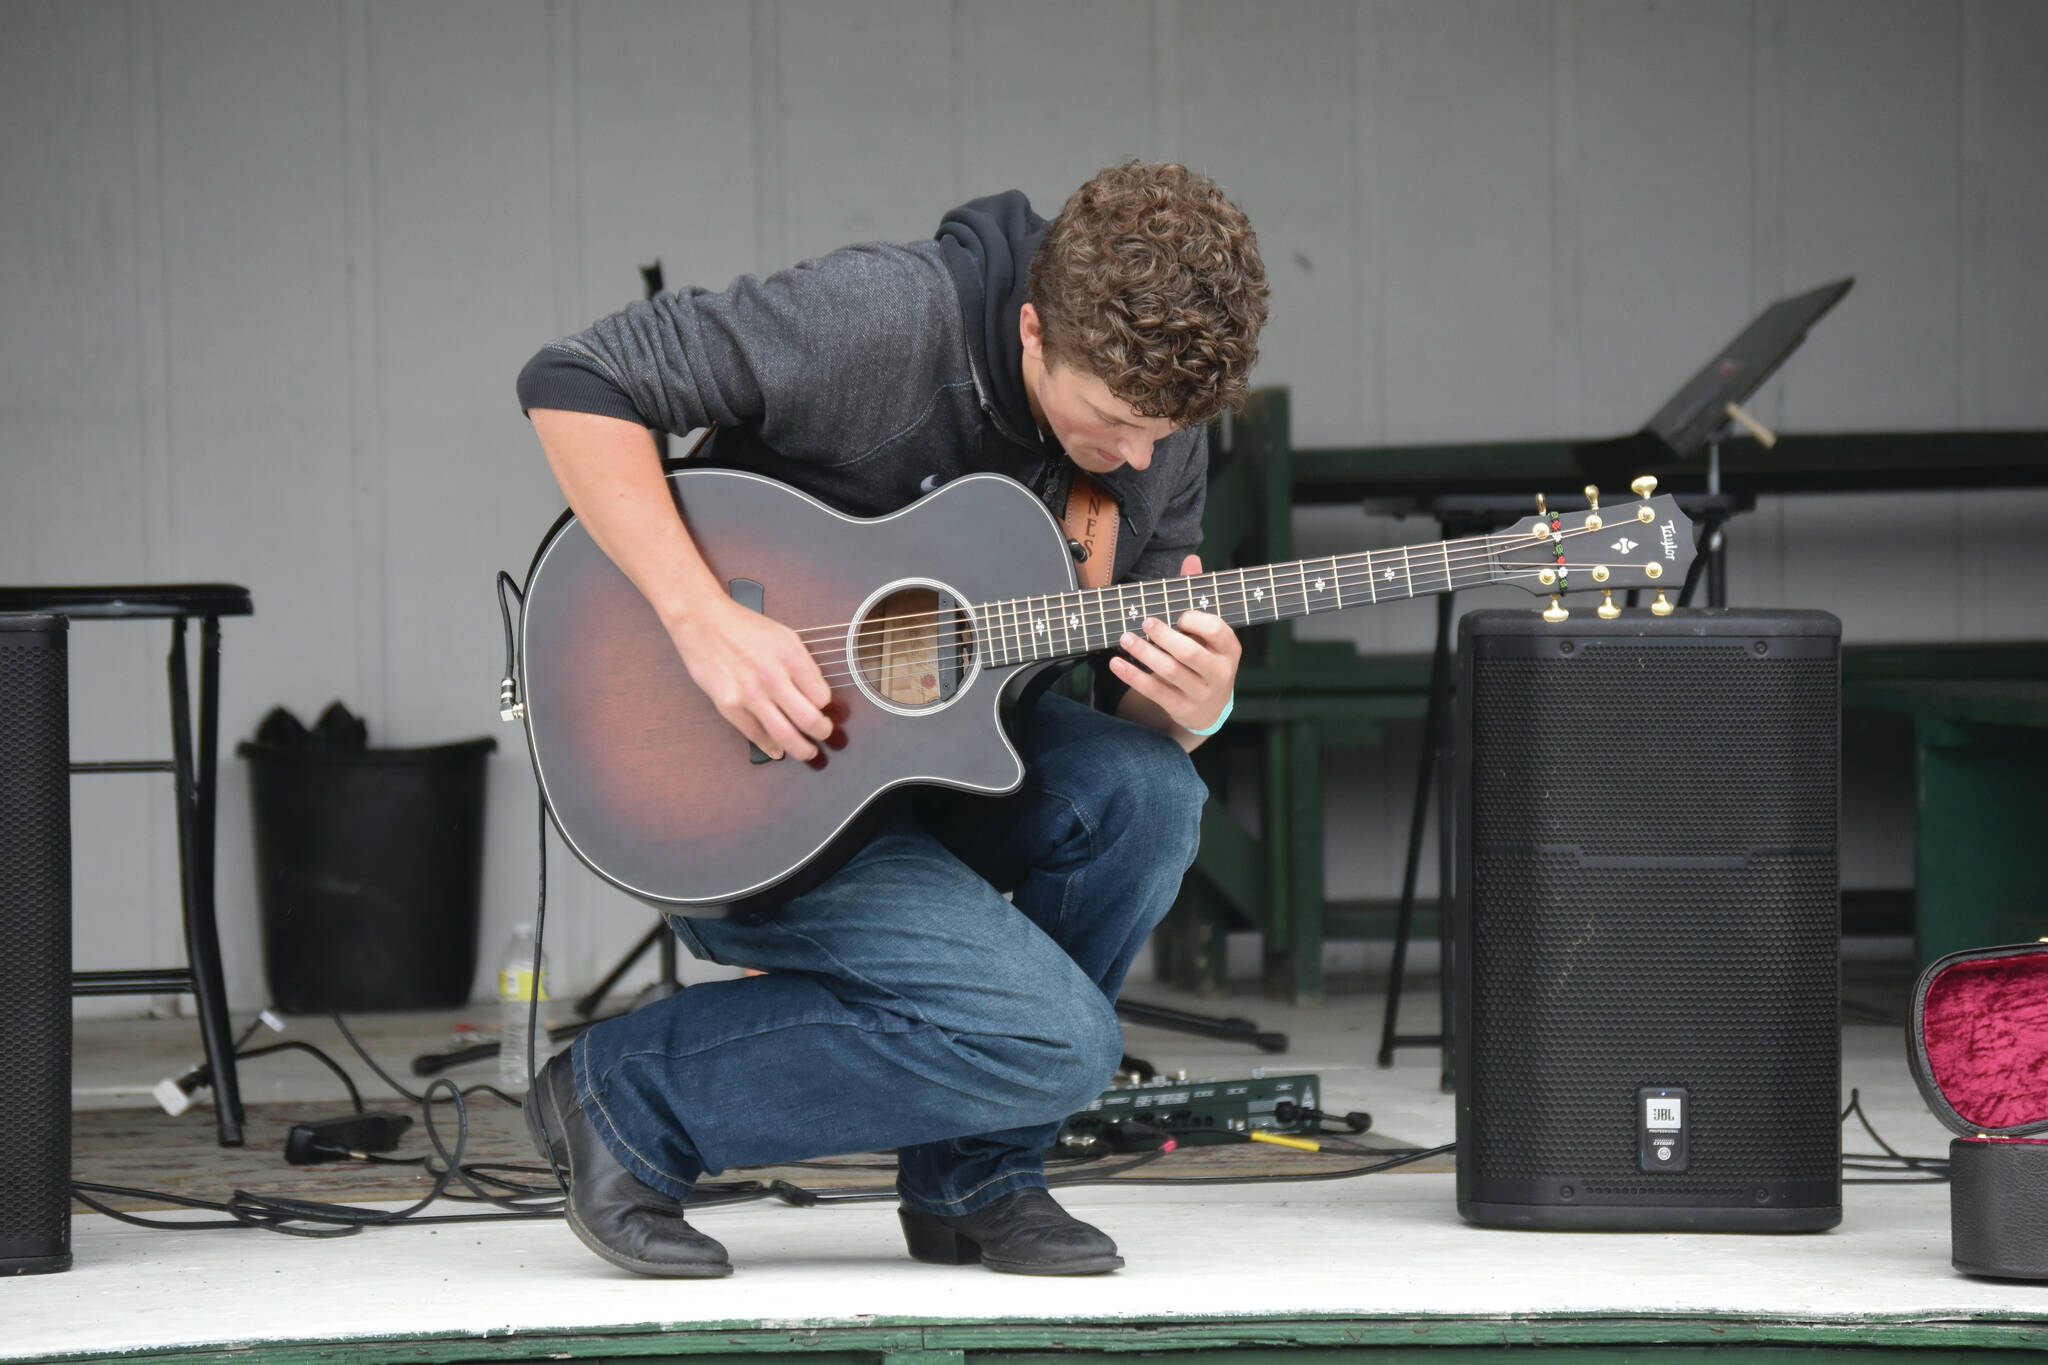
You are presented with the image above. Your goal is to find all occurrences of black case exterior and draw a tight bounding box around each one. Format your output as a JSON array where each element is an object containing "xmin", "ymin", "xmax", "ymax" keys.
[
  {"xmin": 1909, "ymin": 942, "xmax": 2048, "ymax": 1280},
  {"xmin": 1950, "ymin": 1139, "xmax": 2048, "ymax": 1279},
  {"xmin": 1454, "ymin": 608, "xmax": 1843, "ymax": 1232}
]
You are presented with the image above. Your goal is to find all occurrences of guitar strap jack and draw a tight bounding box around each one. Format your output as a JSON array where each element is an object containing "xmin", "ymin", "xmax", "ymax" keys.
[
  {"xmin": 1061, "ymin": 473, "xmax": 1118, "ymax": 591},
  {"xmin": 496, "ymin": 570, "xmax": 526, "ymax": 722}
]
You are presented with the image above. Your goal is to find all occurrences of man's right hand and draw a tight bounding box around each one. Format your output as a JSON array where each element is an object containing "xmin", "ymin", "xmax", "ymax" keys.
[
  {"xmin": 669, "ymin": 593, "xmax": 835, "ymax": 763},
  {"xmin": 528, "ymin": 407, "xmax": 838, "ymax": 763}
]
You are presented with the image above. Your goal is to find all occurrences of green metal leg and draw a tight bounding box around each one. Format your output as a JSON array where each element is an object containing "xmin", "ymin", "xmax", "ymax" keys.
[
  {"xmin": 1158, "ymin": 871, "xmax": 1231, "ymax": 994},
  {"xmin": 1258, "ymin": 726, "xmax": 1292, "ymax": 998},
  {"xmin": 1256, "ymin": 722, "xmax": 1327, "ymax": 1004}
]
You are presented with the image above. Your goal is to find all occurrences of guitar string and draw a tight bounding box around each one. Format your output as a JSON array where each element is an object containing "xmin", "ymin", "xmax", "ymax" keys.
[
  {"xmin": 779, "ymin": 513, "xmax": 1659, "ymax": 655},
  {"xmin": 774, "ymin": 517, "xmax": 1610, "ymax": 647},
  {"xmin": 801, "ymin": 539, "xmax": 1675, "ymax": 690},
  {"xmin": 789, "ymin": 518, "xmax": 1669, "ymax": 683},
  {"xmin": 791, "ymin": 521, "xmax": 1654, "ymax": 654},
  {"xmin": 797, "ymin": 559, "xmax": 1673, "ymax": 694}
]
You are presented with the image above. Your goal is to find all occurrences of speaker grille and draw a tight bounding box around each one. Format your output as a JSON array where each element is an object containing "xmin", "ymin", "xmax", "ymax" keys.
[
  {"xmin": 1458, "ymin": 614, "xmax": 1840, "ymax": 1223},
  {"xmin": 1472, "ymin": 644, "xmax": 1837, "ymax": 858},
  {"xmin": 0, "ymin": 626, "xmax": 72, "ymax": 1267},
  {"xmin": 1470, "ymin": 855, "xmax": 1840, "ymax": 1189}
]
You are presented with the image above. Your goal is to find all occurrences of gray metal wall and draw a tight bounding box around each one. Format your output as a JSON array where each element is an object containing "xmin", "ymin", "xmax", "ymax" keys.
[{"xmin": 4, "ymin": 0, "xmax": 2043, "ymax": 1012}]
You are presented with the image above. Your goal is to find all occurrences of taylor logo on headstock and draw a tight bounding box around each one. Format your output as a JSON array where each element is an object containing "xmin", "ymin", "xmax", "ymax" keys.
[{"xmin": 1489, "ymin": 476, "xmax": 1699, "ymax": 622}]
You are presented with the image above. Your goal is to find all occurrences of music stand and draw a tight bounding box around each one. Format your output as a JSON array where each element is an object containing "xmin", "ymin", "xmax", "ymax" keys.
[{"xmin": 1575, "ymin": 276, "xmax": 1854, "ymax": 606}]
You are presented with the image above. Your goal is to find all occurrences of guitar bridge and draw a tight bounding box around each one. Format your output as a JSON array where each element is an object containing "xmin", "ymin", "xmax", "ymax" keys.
[{"xmin": 729, "ymin": 578, "xmax": 775, "ymax": 764}]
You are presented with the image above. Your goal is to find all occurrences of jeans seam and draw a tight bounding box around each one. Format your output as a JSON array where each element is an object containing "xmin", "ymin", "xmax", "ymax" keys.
[
  {"xmin": 588, "ymin": 1009, "xmax": 937, "ymax": 1175},
  {"xmin": 1033, "ymin": 782, "xmax": 1096, "ymax": 939},
  {"xmin": 780, "ymin": 924, "xmax": 936, "ymax": 1027},
  {"xmin": 578, "ymin": 1048, "xmax": 701, "ymax": 1192},
  {"xmin": 903, "ymin": 1166, "xmax": 1046, "ymax": 1214},
  {"xmin": 692, "ymin": 856, "xmax": 973, "ymax": 1020}
]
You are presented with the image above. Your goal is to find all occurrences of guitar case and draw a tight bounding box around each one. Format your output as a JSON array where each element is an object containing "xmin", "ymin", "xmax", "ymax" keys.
[{"xmin": 1908, "ymin": 941, "xmax": 2048, "ymax": 1278}]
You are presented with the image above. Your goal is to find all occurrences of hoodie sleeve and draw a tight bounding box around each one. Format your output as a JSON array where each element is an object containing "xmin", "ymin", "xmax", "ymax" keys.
[
  {"xmin": 516, "ymin": 244, "xmax": 960, "ymax": 465},
  {"xmin": 1126, "ymin": 425, "xmax": 1208, "ymax": 584}
]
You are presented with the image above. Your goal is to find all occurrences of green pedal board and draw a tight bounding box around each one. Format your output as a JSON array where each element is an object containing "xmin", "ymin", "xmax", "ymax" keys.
[{"xmin": 1054, "ymin": 1070, "xmax": 1322, "ymax": 1150}]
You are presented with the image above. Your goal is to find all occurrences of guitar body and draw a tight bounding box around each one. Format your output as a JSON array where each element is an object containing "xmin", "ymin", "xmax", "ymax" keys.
[{"xmin": 519, "ymin": 469, "xmax": 1076, "ymax": 914}]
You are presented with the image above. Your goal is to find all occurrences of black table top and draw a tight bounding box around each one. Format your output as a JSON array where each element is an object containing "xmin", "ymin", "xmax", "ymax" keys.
[
  {"xmin": 1289, "ymin": 429, "xmax": 2048, "ymax": 503},
  {"xmin": 0, "ymin": 584, "xmax": 253, "ymax": 619}
]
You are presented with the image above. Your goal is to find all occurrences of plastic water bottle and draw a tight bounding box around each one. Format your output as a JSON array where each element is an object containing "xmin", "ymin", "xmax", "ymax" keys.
[{"xmin": 497, "ymin": 923, "xmax": 550, "ymax": 1091}]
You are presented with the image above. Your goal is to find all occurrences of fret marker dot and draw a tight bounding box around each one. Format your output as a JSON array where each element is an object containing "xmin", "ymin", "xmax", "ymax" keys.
[{"xmin": 1314, "ymin": 579, "xmax": 1327, "ymax": 592}]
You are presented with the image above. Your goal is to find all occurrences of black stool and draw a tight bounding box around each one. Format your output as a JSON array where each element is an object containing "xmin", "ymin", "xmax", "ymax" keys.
[{"xmin": 0, "ymin": 584, "xmax": 254, "ymax": 1147}]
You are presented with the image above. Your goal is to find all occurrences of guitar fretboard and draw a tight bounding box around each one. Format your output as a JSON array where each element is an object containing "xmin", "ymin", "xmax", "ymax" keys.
[{"xmin": 974, "ymin": 543, "xmax": 1497, "ymax": 669}]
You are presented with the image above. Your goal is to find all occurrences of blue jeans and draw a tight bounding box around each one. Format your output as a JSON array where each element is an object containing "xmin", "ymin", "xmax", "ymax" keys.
[{"xmin": 567, "ymin": 691, "xmax": 1206, "ymax": 1216}]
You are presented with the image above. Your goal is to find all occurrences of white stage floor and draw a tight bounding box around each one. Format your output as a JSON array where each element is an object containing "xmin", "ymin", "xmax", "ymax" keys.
[{"xmin": 20, "ymin": 967, "xmax": 2046, "ymax": 1363}]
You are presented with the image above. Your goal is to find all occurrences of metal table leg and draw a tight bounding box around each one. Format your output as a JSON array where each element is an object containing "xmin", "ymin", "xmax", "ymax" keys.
[{"xmin": 168, "ymin": 616, "xmax": 244, "ymax": 1146}]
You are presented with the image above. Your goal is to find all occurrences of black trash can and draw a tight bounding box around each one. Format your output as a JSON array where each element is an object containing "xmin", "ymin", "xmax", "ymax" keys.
[{"xmin": 240, "ymin": 724, "xmax": 496, "ymax": 1013}]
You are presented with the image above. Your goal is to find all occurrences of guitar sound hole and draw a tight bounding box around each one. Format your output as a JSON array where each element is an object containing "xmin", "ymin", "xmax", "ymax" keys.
[{"xmin": 852, "ymin": 585, "xmax": 978, "ymax": 713}]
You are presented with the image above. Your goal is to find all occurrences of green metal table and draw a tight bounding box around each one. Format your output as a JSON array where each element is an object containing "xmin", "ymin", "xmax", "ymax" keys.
[{"xmin": 1847, "ymin": 679, "xmax": 2048, "ymax": 964}]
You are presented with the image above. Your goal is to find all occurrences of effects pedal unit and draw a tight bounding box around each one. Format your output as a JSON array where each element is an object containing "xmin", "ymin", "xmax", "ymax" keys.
[{"xmin": 1055, "ymin": 1070, "xmax": 1323, "ymax": 1150}]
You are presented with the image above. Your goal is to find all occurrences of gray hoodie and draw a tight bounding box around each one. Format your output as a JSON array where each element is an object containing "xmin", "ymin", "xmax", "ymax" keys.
[{"xmin": 516, "ymin": 191, "xmax": 1207, "ymax": 590}]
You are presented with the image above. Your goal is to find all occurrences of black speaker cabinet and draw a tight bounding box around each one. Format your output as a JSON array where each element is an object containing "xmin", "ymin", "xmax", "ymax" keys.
[
  {"xmin": 0, "ymin": 614, "xmax": 72, "ymax": 1275},
  {"xmin": 1453, "ymin": 608, "xmax": 1842, "ymax": 1232}
]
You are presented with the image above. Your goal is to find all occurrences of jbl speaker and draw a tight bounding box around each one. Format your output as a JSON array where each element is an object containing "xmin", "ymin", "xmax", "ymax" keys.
[
  {"xmin": 0, "ymin": 614, "xmax": 72, "ymax": 1275},
  {"xmin": 1453, "ymin": 607, "xmax": 1842, "ymax": 1232}
]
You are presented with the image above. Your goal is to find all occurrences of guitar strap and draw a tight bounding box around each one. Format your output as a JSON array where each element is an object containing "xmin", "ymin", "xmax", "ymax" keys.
[{"xmin": 1061, "ymin": 472, "xmax": 1119, "ymax": 590}]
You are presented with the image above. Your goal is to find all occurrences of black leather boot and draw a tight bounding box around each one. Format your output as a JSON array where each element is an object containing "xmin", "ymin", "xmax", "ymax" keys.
[
  {"xmin": 899, "ymin": 1187, "xmax": 1124, "ymax": 1274},
  {"xmin": 524, "ymin": 1051, "xmax": 731, "ymax": 1277}
]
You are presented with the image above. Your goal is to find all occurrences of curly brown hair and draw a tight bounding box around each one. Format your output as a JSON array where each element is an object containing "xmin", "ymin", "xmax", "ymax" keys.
[{"xmin": 1026, "ymin": 161, "xmax": 1268, "ymax": 428}]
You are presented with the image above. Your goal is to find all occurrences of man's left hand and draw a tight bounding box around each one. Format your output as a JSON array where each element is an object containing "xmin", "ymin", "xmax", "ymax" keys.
[{"xmin": 1108, "ymin": 554, "xmax": 1241, "ymax": 749}]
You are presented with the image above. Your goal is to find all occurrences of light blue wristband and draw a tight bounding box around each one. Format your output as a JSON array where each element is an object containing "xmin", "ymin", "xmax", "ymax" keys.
[{"xmin": 1188, "ymin": 689, "xmax": 1235, "ymax": 737}]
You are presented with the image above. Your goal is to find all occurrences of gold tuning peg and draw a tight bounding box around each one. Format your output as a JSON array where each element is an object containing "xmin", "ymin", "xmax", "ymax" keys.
[
  {"xmin": 1651, "ymin": 590, "xmax": 1673, "ymax": 617},
  {"xmin": 1597, "ymin": 589, "xmax": 1620, "ymax": 620},
  {"xmin": 1630, "ymin": 475, "xmax": 1658, "ymax": 500},
  {"xmin": 1535, "ymin": 492, "xmax": 1548, "ymax": 517},
  {"xmin": 1543, "ymin": 595, "xmax": 1569, "ymax": 624},
  {"xmin": 1583, "ymin": 484, "xmax": 1601, "ymax": 510}
]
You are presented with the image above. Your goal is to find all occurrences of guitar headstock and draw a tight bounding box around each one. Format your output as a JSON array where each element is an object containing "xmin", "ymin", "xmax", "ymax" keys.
[{"xmin": 1490, "ymin": 476, "xmax": 1697, "ymax": 621}]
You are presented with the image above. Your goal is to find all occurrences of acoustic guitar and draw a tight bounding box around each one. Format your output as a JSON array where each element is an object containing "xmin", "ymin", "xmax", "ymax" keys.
[{"xmin": 514, "ymin": 468, "xmax": 1695, "ymax": 914}]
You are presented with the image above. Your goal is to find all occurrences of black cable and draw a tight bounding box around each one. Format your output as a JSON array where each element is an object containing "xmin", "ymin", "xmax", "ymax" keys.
[
  {"xmin": 528, "ymin": 782, "xmax": 569, "ymax": 1199},
  {"xmin": 236, "ymin": 1041, "xmax": 366, "ymax": 1113},
  {"xmin": 459, "ymin": 1083, "xmax": 526, "ymax": 1107},
  {"xmin": 496, "ymin": 570, "xmax": 523, "ymax": 716},
  {"xmin": 525, "ymin": 787, "xmax": 550, "ymax": 1137},
  {"xmin": 410, "ymin": 1017, "xmax": 610, "ymax": 1077},
  {"xmin": 1838, "ymin": 1087, "xmax": 1951, "ymax": 1184},
  {"xmin": 71, "ymin": 1182, "xmax": 253, "ymax": 1232},
  {"xmin": 223, "ymin": 1078, "xmax": 564, "ymax": 1238},
  {"xmin": 74, "ymin": 1022, "xmax": 568, "ymax": 1235},
  {"xmin": 329, "ymin": 1012, "xmax": 424, "ymax": 1105},
  {"xmin": 1062, "ymin": 1141, "xmax": 1456, "ymax": 1188}
]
